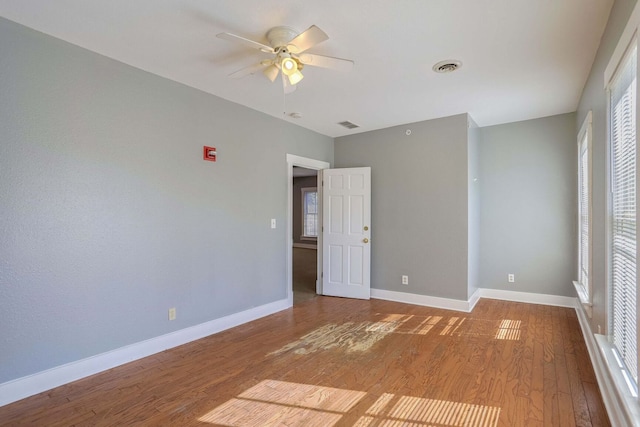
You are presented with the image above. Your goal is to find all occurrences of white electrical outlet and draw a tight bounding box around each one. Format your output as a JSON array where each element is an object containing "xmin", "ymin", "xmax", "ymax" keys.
[
  {"xmin": 168, "ymin": 307, "xmax": 176, "ymax": 321},
  {"xmin": 508, "ymin": 274, "xmax": 515, "ymax": 283},
  {"xmin": 271, "ymin": 218, "xmax": 276, "ymax": 229},
  {"xmin": 402, "ymin": 275, "xmax": 409, "ymax": 285}
]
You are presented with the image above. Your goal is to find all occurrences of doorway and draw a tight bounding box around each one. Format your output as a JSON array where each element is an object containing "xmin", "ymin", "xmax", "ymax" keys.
[
  {"xmin": 286, "ymin": 154, "xmax": 329, "ymax": 306},
  {"xmin": 292, "ymin": 167, "xmax": 319, "ymax": 304}
]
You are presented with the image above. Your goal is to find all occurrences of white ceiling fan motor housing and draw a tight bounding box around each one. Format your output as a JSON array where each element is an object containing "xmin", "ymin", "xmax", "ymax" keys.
[{"xmin": 266, "ymin": 26, "xmax": 299, "ymax": 50}]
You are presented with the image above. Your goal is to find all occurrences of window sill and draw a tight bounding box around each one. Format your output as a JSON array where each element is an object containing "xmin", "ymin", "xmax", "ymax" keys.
[
  {"xmin": 300, "ymin": 236, "xmax": 317, "ymax": 241},
  {"xmin": 573, "ymin": 281, "xmax": 593, "ymax": 318},
  {"xmin": 595, "ymin": 334, "xmax": 640, "ymax": 425}
]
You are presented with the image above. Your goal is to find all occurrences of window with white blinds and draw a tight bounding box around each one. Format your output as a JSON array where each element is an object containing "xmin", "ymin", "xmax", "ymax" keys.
[
  {"xmin": 609, "ymin": 41, "xmax": 638, "ymax": 387},
  {"xmin": 577, "ymin": 112, "xmax": 592, "ymax": 309},
  {"xmin": 301, "ymin": 187, "xmax": 318, "ymax": 238}
]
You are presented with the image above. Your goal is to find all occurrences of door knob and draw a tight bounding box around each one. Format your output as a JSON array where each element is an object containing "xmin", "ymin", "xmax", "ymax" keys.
[
  {"xmin": 364, "ymin": 226, "xmax": 369, "ymax": 231},
  {"xmin": 363, "ymin": 238, "xmax": 369, "ymax": 243}
]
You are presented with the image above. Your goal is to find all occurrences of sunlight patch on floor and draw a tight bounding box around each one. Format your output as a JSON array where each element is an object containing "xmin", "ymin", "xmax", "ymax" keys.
[
  {"xmin": 377, "ymin": 314, "xmax": 443, "ymax": 335},
  {"xmin": 439, "ymin": 318, "xmax": 523, "ymax": 341},
  {"xmin": 239, "ymin": 379, "xmax": 365, "ymax": 413},
  {"xmin": 356, "ymin": 393, "xmax": 500, "ymax": 427},
  {"xmin": 198, "ymin": 380, "xmax": 365, "ymax": 426},
  {"xmin": 494, "ymin": 319, "xmax": 521, "ymax": 340},
  {"xmin": 199, "ymin": 380, "xmax": 501, "ymax": 427},
  {"xmin": 440, "ymin": 317, "xmax": 465, "ymax": 336}
]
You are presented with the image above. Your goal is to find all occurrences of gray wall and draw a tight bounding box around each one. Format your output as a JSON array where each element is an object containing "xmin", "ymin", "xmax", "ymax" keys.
[
  {"xmin": 576, "ymin": 0, "xmax": 638, "ymax": 332},
  {"xmin": 0, "ymin": 17, "xmax": 333, "ymax": 383},
  {"xmin": 335, "ymin": 114, "xmax": 470, "ymax": 301},
  {"xmin": 468, "ymin": 118, "xmax": 480, "ymax": 297},
  {"xmin": 478, "ymin": 113, "xmax": 576, "ymax": 297},
  {"xmin": 292, "ymin": 175, "xmax": 318, "ymax": 246}
]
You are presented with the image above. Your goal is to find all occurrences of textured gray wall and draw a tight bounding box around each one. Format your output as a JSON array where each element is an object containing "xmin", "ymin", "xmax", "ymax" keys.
[
  {"xmin": 468, "ymin": 118, "xmax": 480, "ymax": 297},
  {"xmin": 478, "ymin": 113, "xmax": 576, "ymax": 297},
  {"xmin": 335, "ymin": 114, "xmax": 470, "ymax": 301},
  {"xmin": 292, "ymin": 175, "xmax": 318, "ymax": 246},
  {"xmin": 0, "ymin": 18, "xmax": 333, "ymax": 383},
  {"xmin": 576, "ymin": 0, "xmax": 638, "ymax": 332}
]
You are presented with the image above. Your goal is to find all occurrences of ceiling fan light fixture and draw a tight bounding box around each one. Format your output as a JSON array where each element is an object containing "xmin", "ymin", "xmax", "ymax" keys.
[
  {"xmin": 281, "ymin": 57, "xmax": 298, "ymax": 76},
  {"xmin": 263, "ymin": 64, "xmax": 279, "ymax": 82},
  {"xmin": 288, "ymin": 69, "xmax": 304, "ymax": 85}
]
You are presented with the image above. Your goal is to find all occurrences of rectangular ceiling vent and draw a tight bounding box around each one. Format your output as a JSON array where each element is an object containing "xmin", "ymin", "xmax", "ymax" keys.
[{"xmin": 338, "ymin": 121, "xmax": 360, "ymax": 129}]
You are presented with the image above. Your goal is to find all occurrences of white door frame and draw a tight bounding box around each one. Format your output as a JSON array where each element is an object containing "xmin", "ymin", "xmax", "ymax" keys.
[{"xmin": 286, "ymin": 154, "xmax": 330, "ymax": 306}]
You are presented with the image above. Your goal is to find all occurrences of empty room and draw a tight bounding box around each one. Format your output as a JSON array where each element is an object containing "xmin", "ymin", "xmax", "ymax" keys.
[{"xmin": 1, "ymin": 0, "xmax": 639, "ymax": 425}]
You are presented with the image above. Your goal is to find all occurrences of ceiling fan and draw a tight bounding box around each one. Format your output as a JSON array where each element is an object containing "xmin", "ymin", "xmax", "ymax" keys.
[{"xmin": 216, "ymin": 25, "xmax": 354, "ymax": 93}]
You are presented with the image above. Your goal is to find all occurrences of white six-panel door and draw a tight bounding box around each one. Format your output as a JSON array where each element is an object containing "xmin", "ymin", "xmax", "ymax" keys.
[{"xmin": 321, "ymin": 167, "xmax": 371, "ymax": 299}]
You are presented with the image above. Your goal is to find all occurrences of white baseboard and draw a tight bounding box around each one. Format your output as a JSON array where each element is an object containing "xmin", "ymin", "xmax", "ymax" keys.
[
  {"xmin": 371, "ymin": 287, "xmax": 576, "ymax": 313},
  {"xmin": 293, "ymin": 243, "xmax": 317, "ymax": 250},
  {"xmin": 468, "ymin": 288, "xmax": 481, "ymax": 311},
  {"xmin": 478, "ymin": 288, "xmax": 576, "ymax": 308},
  {"xmin": 0, "ymin": 298, "xmax": 290, "ymax": 407},
  {"xmin": 371, "ymin": 288, "xmax": 474, "ymax": 312}
]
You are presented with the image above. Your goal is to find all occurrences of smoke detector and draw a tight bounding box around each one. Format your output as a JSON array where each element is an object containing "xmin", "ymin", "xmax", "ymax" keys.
[{"xmin": 432, "ymin": 60, "xmax": 462, "ymax": 73}]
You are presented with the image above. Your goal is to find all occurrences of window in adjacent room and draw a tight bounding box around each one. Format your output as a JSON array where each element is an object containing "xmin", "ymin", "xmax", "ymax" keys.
[
  {"xmin": 301, "ymin": 187, "xmax": 318, "ymax": 239},
  {"xmin": 608, "ymin": 39, "xmax": 638, "ymax": 392},
  {"xmin": 574, "ymin": 111, "xmax": 593, "ymax": 317}
]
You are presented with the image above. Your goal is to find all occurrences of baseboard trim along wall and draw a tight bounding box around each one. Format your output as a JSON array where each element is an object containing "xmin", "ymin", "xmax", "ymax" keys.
[
  {"xmin": 476, "ymin": 288, "xmax": 576, "ymax": 308},
  {"xmin": 371, "ymin": 287, "xmax": 576, "ymax": 312},
  {"xmin": 371, "ymin": 288, "xmax": 476, "ymax": 312},
  {"xmin": 0, "ymin": 298, "xmax": 290, "ymax": 407}
]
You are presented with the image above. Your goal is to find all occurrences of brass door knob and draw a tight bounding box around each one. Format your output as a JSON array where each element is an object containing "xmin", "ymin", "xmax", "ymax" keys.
[
  {"xmin": 364, "ymin": 226, "xmax": 369, "ymax": 231},
  {"xmin": 363, "ymin": 238, "xmax": 369, "ymax": 243}
]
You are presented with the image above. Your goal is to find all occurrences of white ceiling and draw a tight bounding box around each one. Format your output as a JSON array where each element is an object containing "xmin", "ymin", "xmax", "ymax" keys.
[{"xmin": 0, "ymin": 0, "xmax": 613, "ymax": 138}]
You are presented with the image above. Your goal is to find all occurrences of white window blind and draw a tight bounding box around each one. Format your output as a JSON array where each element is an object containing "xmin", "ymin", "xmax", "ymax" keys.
[
  {"xmin": 578, "ymin": 112, "xmax": 591, "ymax": 304},
  {"xmin": 610, "ymin": 41, "xmax": 638, "ymax": 385},
  {"xmin": 302, "ymin": 188, "xmax": 318, "ymax": 238}
]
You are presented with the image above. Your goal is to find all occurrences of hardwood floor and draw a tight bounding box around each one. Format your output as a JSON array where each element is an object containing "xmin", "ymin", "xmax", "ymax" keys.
[
  {"xmin": 0, "ymin": 298, "xmax": 609, "ymax": 426},
  {"xmin": 293, "ymin": 247, "xmax": 318, "ymax": 305}
]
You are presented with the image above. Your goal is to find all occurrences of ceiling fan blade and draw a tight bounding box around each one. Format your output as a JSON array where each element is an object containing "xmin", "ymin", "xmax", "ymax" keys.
[
  {"xmin": 298, "ymin": 53, "xmax": 354, "ymax": 72},
  {"xmin": 228, "ymin": 62, "xmax": 268, "ymax": 79},
  {"xmin": 287, "ymin": 25, "xmax": 328, "ymax": 54},
  {"xmin": 217, "ymin": 32, "xmax": 274, "ymax": 53},
  {"xmin": 282, "ymin": 73, "xmax": 297, "ymax": 94}
]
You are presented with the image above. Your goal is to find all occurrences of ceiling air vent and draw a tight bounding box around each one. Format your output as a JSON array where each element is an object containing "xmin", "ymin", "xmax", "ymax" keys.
[
  {"xmin": 338, "ymin": 121, "xmax": 360, "ymax": 129},
  {"xmin": 432, "ymin": 60, "xmax": 462, "ymax": 73}
]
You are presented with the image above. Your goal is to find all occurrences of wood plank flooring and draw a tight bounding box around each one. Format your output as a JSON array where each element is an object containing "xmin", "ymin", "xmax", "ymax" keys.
[
  {"xmin": 293, "ymin": 247, "xmax": 318, "ymax": 305},
  {"xmin": 0, "ymin": 297, "xmax": 609, "ymax": 426}
]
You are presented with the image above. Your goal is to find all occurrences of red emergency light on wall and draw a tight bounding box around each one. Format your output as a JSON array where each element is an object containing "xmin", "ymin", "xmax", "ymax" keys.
[{"xmin": 203, "ymin": 146, "xmax": 217, "ymax": 162}]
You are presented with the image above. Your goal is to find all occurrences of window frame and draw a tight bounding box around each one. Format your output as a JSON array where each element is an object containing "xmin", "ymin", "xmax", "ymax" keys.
[
  {"xmin": 575, "ymin": 111, "xmax": 593, "ymax": 318},
  {"xmin": 606, "ymin": 35, "xmax": 639, "ymax": 397},
  {"xmin": 301, "ymin": 187, "xmax": 318, "ymax": 240}
]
